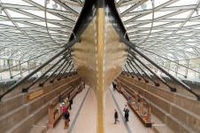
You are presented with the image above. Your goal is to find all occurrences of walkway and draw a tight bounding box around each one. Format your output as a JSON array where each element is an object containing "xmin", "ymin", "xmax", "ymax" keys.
[
  {"xmin": 45, "ymin": 85, "xmax": 153, "ymax": 133},
  {"xmin": 46, "ymin": 86, "xmax": 90, "ymax": 133},
  {"xmin": 69, "ymin": 88, "xmax": 97, "ymax": 133},
  {"xmin": 104, "ymin": 86, "xmax": 153, "ymax": 133}
]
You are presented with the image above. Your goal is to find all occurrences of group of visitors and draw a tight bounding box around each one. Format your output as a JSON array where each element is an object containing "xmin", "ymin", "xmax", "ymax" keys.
[
  {"xmin": 114, "ymin": 104, "xmax": 130, "ymax": 124},
  {"xmin": 57, "ymin": 81, "xmax": 85, "ymax": 129},
  {"xmin": 112, "ymin": 81, "xmax": 130, "ymax": 124},
  {"xmin": 59, "ymin": 95, "xmax": 73, "ymax": 110},
  {"xmin": 59, "ymin": 95, "xmax": 74, "ymax": 129}
]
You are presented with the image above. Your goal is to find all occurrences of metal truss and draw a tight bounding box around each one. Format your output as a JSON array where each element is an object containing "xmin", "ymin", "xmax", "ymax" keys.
[
  {"xmin": 1, "ymin": 0, "xmax": 200, "ymax": 80},
  {"xmin": 0, "ymin": 0, "xmax": 84, "ymax": 61},
  {"xmin": 0, "ymin": 0, "xmax": 84, "ymax": 80},
  {"xmin": 115, "ymin": 0, "xmax": 200, "ymax": 79}
]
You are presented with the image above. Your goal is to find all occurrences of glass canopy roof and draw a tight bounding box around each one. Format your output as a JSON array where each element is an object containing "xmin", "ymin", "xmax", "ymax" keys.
[
  {"xmin": 116, "ymin": 0, "xmax": 200, "ymax": 60},
  {"xmin": 0, "ymin": 0, "xmax": 84, "ymax": 80},
  {"xmin": 115, "ymin": 0, "xmax": 200, "ymax": 80},
  {"xmin": 0, "ymin": 0, "xmax": 200, "ymax": 80},
  {"xmin": 0, "ymin": 0, "xmax": 84, "ymax": 62}
]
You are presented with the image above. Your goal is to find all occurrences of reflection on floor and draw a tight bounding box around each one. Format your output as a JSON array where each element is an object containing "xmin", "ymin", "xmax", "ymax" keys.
[{"xmin": 46, "ymin": 85, "xmax": 153, "ymax": 133}]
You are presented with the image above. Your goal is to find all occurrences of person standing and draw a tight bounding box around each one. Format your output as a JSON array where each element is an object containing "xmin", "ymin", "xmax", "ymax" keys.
[
  {"xmin": 112, "ymin": 82, "xmax": 117, "ymax": 91},
  {"xmin": 58, "ymin": 93, "xmax": 63, "ymax": 103},
  {"xmin": 61, "ymin": 103, "xmax": 67, "ymax": 114},
  {"xmin": 114, "ymin": 109, "xmax": 119, "ymax": 124},
  {"xmin": 82, "ymin": 81, "xmax": 86, "ymax": 89},
  {"xmin": 60, "ymin": 103, "xmax": 68, "ymax": 129},
  {"xmin": 64, "ymin": 110, "xmax": 70, "ymax": 129},
  {"xmin": 124, "ymin": 105, "xmax": 130, "ymax": 122},
  {"xmin": 68, "ymin": 98, "xmax": 73, "ymax": 110}
]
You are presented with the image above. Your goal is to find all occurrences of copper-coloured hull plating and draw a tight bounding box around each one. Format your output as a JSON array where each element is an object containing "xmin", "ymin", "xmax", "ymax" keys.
[
  {"xmin": 72, "ymin": 9, "xmax": 127, "ymax": 92},
  {"xmin": 72, "ymin": 6, "xmax": 127, "ymax": 133}
]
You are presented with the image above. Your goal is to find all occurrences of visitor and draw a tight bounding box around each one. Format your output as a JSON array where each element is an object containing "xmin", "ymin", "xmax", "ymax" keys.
[
  {"xmin": 112, "ymin": 82, "xmax": 117, "ymax": 91},
  {"xmin": 124, "ymin": 105, "xmax": 130, "ymax": 122},
  {"xmin": 64, "ymin": 110, "xmax": 70, "ymax": 129},
  {"xmin": 58, "ymin": 93, "xmax": 63, "ymax": 103},
  {"xmin": 68, "ymin": 98, "xmax": 73, "ymax": 110},
  {"xmin": 61, "ymin": 103, "xmax": 67, "ymax": 114},
  {"xmin": 114, "ymin": 109, "xmax": 119, "ymax": 124}
]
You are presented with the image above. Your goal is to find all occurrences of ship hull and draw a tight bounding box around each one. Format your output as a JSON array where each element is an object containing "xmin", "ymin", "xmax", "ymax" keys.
[{"xmin": 71, "ymin": 1, "xmax": 127, "ymax": 132}]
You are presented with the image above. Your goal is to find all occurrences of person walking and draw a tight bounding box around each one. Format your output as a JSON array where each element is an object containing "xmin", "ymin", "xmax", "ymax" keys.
[
  {"xmin": 124, "ymin": 105, "xmax": 130, "ymax": 122},
  {"xmin": 64, "ymin": 110, "xmax": 70, "ymax": 129},
  {"xmin": 114, "ymin": 109, "xmax": 119, "ymax": 124}
]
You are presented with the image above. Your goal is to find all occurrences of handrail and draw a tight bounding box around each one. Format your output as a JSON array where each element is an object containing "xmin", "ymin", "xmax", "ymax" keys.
[
  {"xmin": 39, "ymin": 59, "xmax": 69, "ymax": 86},
  {"xmin": 129, "ymin": 55, "xmax": 177, "ymax": 92},
  {"xmin": 0, "ymin": 39, "xmax": 77, "ymax": 101},
  {"xmin": 22, "ymin": 56, "xmax": 68, "ymax": 92},
  {"xmin": 0, "ymin": 48, "xmax": 62, "ymax": 73},
  {"xmin": 137, "ymin": 46, "xmax": 200, "ymax": 75},
  {"xmin": 122, "ymin": 39, "xmax": 200, "ymax": 101}
]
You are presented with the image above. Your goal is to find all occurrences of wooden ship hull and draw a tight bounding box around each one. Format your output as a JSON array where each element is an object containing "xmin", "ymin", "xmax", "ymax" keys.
[
  {"xmin": 73, "ymin": 10, "xmax": 127, "ymax": 93},
  {"xmin": 70, "ymin": 0, "xmax": 128, "ymax": 132}
]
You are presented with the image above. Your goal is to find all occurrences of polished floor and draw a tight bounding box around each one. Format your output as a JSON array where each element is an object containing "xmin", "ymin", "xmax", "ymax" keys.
[{"xmin": 46, "ymin": 85, "xmax": 153, "ymax": 133}]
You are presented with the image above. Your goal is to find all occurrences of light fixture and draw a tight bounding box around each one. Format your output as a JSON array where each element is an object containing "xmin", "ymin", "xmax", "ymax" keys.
[
  {"xmin": 0, "ymin": 0, "xmax": 2, "ymax": 15},
  {"xmin": 46, "ymin": 0, "xmax": 50, "ymax": 4},
  {"xmin": 0, "ymin": 7, "xmax": 2, "ymax": 15},
  {"xmin": 195, "ymin": 8, "xmax": 199, "ymax": 15},
  {"xmin": 52, "ymin": 2, "xmax": 58, "ymax": 9},
  {"xmin": 141, "ymin": 3, "xmax": 147, "ymax": 10}
]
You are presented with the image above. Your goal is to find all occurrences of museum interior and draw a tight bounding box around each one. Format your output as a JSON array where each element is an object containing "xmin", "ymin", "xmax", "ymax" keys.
[{"xmin": 0, "ymin": 0, "xmax": 200, "ymax": 133}]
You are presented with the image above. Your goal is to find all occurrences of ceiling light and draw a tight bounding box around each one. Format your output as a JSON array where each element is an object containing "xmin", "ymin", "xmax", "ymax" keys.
[
  {"xmin": 141, "ymin": 3, "xmax": 147, "ymax": 10},
  {"xmin": 0, "ymin": 0, "xmax": 2, "ymax": 15},
  {"xmin": 0, "ymin": 7, "xmax": 2, "ymax": 15},
  {"xmin": 47, "ymin": 0, "xmax": 50, "ymax": 4},
  {"xmin": 195, "ymin": 8, "xmax": 199, "ymax": 15},
  {"xmin": 52, "ymin": 3, "xmax": 58, "ymax": 9}
]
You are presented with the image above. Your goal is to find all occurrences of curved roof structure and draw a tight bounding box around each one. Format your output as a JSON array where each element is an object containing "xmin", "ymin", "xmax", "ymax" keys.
[
  {"xmin": 116, "ymin": 0, "xmax": 200, "ymax": 60},
  {"xmin": 0, "ymin": 0, "xmax": 85, "ymax": 79},
  {"xmin": 0, "ymin": 0, "xmax": 200, "ymax": 81},
  {"xmin": 0, "ymin": 1, "xmax": 200, "ymax": 133},
  {"xmin": 0, "ymin": 0, "xmax": 84, "ymax": 62},
  {"xmin": 115, "ymin": 0, "xmax": 200, "ymax": 80}
]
